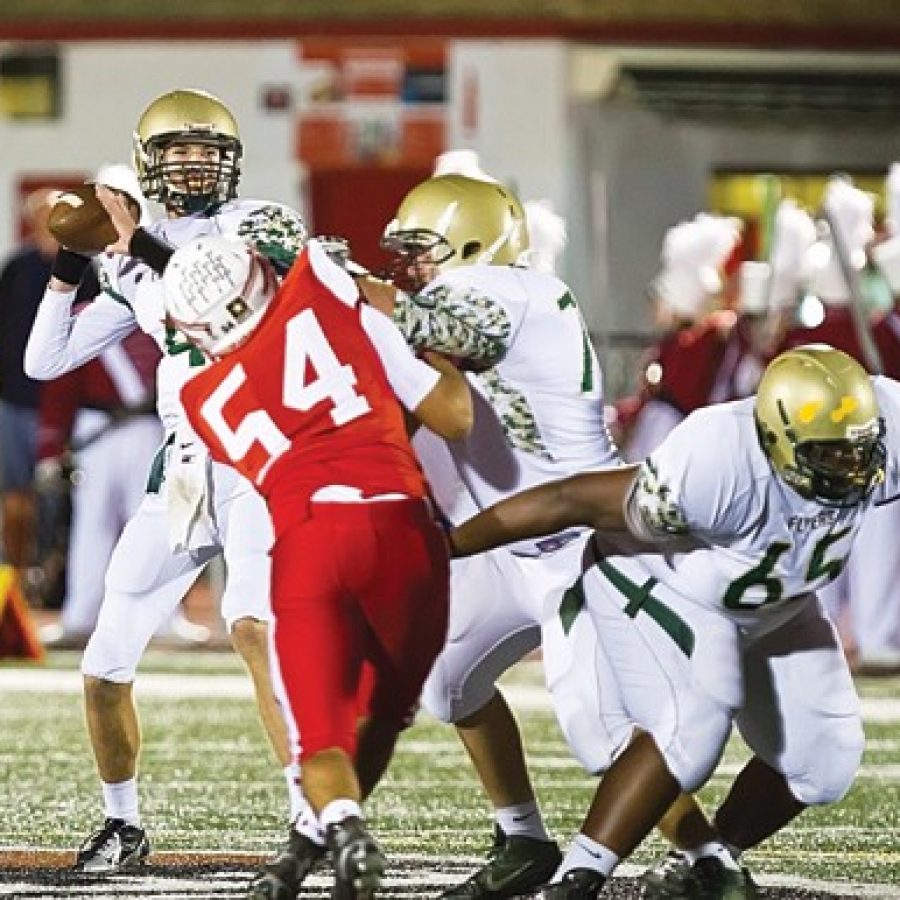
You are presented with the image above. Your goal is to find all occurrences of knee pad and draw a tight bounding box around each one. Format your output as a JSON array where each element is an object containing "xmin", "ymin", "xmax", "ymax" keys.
[
  {"xmin": 544, "ymin": 611, "xmax": 630, "ymax": 774},
  {"xmin": 785, "ymin": 718, "xmax": 865, "ymax": 806},
  {"xmin": 553, "ymin": 693, "xmax": 630, "ymax": 775},
  {"xmin": 656, "ymin": 705, "xmax": 733, "ymax": 793},
  {"xmin": 81, "ymin": 582, "xmax": 181, "ymax": 682},
  {"xmin": 219, "ymin": 480, "xmax": 273, "ymax": 631},
  {"xmin": 420, "ymin": 655, "xmax": 475, "ymax": 724},
  {"xmin": 220, "ymin": 549, "xmax": 272, "ymax": 630},
  {"xmin": 81, "ymin": 626, "xmax": 143, "ymax": 682},
  {"xmin": 420, "ymin": 626, "xmax": 539, "ymax": 724}
]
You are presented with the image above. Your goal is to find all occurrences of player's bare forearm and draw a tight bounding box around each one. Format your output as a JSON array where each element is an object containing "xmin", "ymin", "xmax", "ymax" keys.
[
  {"xmin": 449, "ymin": 466, "xmax": 639, "ymax": 558},
  {"xmin": 413, "ymin": 351, "xmax": 474, "ymax": 441}
]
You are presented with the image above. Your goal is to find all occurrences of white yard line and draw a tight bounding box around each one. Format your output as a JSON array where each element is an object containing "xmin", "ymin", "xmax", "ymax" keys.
[
  {"xmin": 0, "ymin": 668, "xmax": 253, "ymax": 699},
  {"xmin": 1, "ymin": 666, "xmax": 899, "ymax": 897},
  {"xmin": 0, "ymin": 854, "xmax": 897, "ymax": 898},
  {"xmin": 2, "ymin": 668, "xmax": 900, "ymax": 721},
  {"xmin": 0, "ymin": 667, "xmax": 900, "ymax": 722}
]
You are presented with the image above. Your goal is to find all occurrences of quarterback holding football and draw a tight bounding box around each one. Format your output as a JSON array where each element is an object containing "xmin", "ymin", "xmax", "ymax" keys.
[{"xmin": 25, "ymin": 89, "xmax": 309, "ymax": 891}]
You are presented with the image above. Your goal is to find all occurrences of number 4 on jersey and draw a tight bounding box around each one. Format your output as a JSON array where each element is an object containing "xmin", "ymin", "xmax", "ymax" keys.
[
  {"xmin": 283, "ymin": 309, "xmax": 371, "ymax": 425},
  {"xmin": 200, "ymin": 309, "xmax": 371, "ymax": 473}
]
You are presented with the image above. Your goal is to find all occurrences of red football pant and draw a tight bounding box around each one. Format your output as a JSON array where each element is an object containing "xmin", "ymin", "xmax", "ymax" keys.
[{"xmin": 270, "ymin": 499, "xmax": 450, "ymax": 761}]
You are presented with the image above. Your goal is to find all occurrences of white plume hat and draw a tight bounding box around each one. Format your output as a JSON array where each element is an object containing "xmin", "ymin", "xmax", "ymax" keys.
[
  {"xmin": 738, "ymin": 261, "xmax": 771, "ymax": 315},
  {"xmin": 432, "ymin": 149, "xmax": 496, "ymax": 182},
  {"xmin": 768, "ymin": 199, "xmax": 817, "ymax": 309},
  {"xmin": 872, "ymin": 234, "xmax": 900, "ymax": 294},
  {"xmin": 808, "ymin": 178, "xmax": 873, "ymax": 305},
  {"xmin": 885, "ymin": 162, "xmax": 900, "ymax": 237},
  {"xmin": 652, "ymin": 213, "xmax": 742, "ymax": 320},
  {"xmin": 521, "ymin": 199, "xmax": 567, "ymax": 274}
]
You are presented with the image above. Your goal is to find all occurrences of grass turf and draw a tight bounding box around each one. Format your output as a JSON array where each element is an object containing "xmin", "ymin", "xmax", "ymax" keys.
[{"xmin": 0, "ymin": 652, "xmax": 898, "ymax": 893}]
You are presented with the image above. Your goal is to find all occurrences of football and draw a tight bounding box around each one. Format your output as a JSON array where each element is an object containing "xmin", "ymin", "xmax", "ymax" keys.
[{"xmin": 48, "ymin": 185, "xmax": 137, "ymax": 255}]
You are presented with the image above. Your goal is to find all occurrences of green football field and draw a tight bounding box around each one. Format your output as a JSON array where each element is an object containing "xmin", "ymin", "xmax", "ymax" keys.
[{"xmin": 0, "ymin": 651, "xmax": 898, "ymax": 898}]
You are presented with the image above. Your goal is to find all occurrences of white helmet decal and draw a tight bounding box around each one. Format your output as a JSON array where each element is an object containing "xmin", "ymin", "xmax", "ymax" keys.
[{"xmin": 163, "ymin": 235, "xmax": 278, "ymax": 357}]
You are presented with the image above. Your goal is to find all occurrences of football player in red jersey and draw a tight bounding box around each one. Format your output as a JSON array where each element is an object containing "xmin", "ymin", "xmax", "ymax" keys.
[{"xmin": 159, "ymin": 233, "xmax": 472, "ymax": 899}]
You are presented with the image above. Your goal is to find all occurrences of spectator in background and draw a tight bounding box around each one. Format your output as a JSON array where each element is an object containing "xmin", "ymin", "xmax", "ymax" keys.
[
  {"xmin": 779, "ymin": 176, "xmax": 900, "ymax": 675},
  {"xmin": 779, "ymin": 177, "xmax": 877, "ymax": 362},
  {"xmin": 808, "ymin": 170, "xmax": 900, "ymax": 675},
  {"xmin": 871, "ymin": 161, "xmax": 900, "ymax": 380},
  {"xmin": 727, "ymin": 198, "xmax": 820, "ymax": 397},
  {"xmin": 36, "ymin": 325, "xmax": 164, "ymax": 649},
  {"xmin": 728, "ymin": 260, "xmax": 773, "ymax": 391},
  {"xmin": 759, "ymin": 199, "xmax": 819, "ymax": 355},
  {"xmin": 614, "ymin": 213, "xmax": 742, "ymax": 461},
  {"xmin": 0, "ymin": 188, "xmax": 62, "ymax": 580}
]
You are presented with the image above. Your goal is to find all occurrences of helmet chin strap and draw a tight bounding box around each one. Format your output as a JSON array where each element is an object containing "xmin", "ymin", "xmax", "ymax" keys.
[{"xmin": 166, "ymin": 189, "xmax": 218, "ymax": 216}]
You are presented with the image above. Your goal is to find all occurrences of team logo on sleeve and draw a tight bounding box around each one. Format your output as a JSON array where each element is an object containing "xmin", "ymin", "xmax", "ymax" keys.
[
  {"xmin": 236, "ymin": 205, "xmax": 308, "ymax": 269},
  {"xmin": 394, "ymin": 284, "xmax": 511, "ymax": 362},
  {"xmin": 635, "ymin": 460, "xmax": 688, "ymax": 536}
]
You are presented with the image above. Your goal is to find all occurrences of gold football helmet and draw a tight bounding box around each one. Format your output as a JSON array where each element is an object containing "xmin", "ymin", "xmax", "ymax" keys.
[
  {"xmin": 755, "ymin": 344, "xmax": 884, "ymax": 505},
  {"xmin": 381, "ymin": 174, "xmax": 529, "ymax": 289},
  {"xmin": 133, "ymin": 88, "xmax": 242, "ymax": 214}
]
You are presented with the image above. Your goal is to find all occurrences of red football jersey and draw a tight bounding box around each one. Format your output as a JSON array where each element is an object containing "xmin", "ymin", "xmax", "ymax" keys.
[{"xmin": 179, "ymin": 244, "xmax": 428, "ymax": 537}]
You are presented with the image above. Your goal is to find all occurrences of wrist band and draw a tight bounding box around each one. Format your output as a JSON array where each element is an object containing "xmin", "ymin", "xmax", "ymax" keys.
[
  {"xmin": 129, "ymin": 228, "xmax": 174, "ymax": 275},
  {"xmin": 51, "ymin": 248, "xmax": 91, "ymax": 285}
]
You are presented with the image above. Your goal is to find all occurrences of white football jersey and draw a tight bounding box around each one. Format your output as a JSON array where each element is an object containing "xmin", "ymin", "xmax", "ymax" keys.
[
  {"xmin": 605, "ymin": 377, "xmax": 900, "ymax": 632},
  {"xmin": 30, "ymin": 200, "xmax": 306, "ymax": 434},
  {"xmin": 396, "ymin": 263, "xmax": 619, "ymax": 555}
]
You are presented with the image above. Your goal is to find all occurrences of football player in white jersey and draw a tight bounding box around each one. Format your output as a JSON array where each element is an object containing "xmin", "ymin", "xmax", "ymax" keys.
[
  {"xmin": 352, "ymin": 173, "xmax": 623, "ymax": 899},
  {"xmin": 24, "ymin": 89, "xmax": 311, "ymax": 883},
  {"xmin": 449, "ymin": 345, "xmax": 897, "ymax": 898}
]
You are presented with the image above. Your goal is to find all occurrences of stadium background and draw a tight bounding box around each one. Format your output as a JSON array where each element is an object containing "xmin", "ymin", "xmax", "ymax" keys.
[
  {"xmin": 1, "ymin": 2, "xmax": 899, "ymax": 898},
  {"xmin": 4, "ymin": 0, "xmax": 900, "ymax": 393}
]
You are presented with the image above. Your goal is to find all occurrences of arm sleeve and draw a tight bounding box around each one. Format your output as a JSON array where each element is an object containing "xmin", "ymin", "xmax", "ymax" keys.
[
  {"xmin": 360, "ymin": 303, "xmax": 441, "ymax": 412},
  {"xmin": 129, "ymin": 228, "xmax": 174, "ymax": 275},
  {"xmin": 391, "ymin": 276, "xmax": 514, "ymax": 365},
  {"xmin": 235, "ymin": 203, "xmax": 309, "ymax": 274},
  {"xmin": 628, "ymin": 409, "xmax": 744, "ymax": 540},
  {"xmin": 25, "ymin": 286, "xmax": 137, "ymax": 380}
]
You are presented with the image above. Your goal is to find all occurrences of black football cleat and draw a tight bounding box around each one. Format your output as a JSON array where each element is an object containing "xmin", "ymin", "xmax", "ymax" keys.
[
  {"xmin": 691, "ymin": 857, "xmax": 758, "ymax": 900},
  {"xmin": 639, "ymin": 851, "xmax": 758, "ymax": 900},
  {"xmin": 527, "ymin": 868, "xmax": 606, "ymax": 899},
  {"xmin": 326, "ymin": 815, "xmax": 386, "ymax": 899},
  {"xmin": 639, "ymin": 850, "xmax": 694, "ymax": 898},
  {"xmin": 73, "ymin": 817, "xmax": 150, "ymax": 874},
  {"xmin": 440, "ymin": 825, "xmax": 563, "ymax": 898},
  {"xmin": 246, "ymin": 826, "xmax": 327, "ymax": 899}
]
